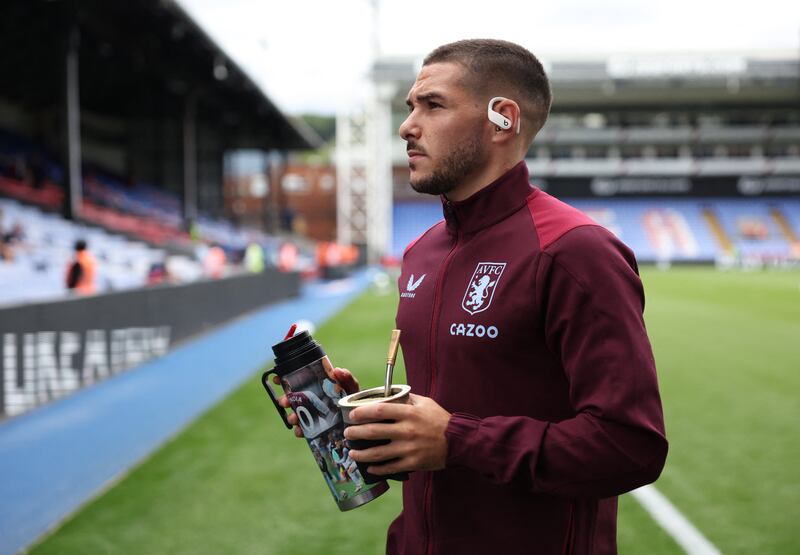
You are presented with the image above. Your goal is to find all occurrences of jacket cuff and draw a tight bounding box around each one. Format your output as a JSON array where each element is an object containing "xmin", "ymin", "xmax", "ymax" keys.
[{"xmin": 445, "ymin": 412, "xmax": 482, "ymax": 468}]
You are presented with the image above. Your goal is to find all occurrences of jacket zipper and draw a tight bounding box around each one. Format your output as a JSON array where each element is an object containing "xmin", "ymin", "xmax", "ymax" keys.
[
  {"xmin": 423, "ymin": 211, "xmax": 460, "ymax": 555},
  {"xmin": 561, "ymin": 501, "xmax": 575, "ymax": 555}
]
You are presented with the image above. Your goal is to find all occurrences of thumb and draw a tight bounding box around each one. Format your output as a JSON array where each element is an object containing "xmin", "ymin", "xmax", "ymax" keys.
[{"xmin": 333, "ymin": 367, "xmax": 360, "ymax": 394}]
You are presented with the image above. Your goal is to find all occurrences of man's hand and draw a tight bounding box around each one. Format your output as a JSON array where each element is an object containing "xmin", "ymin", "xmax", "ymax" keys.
[
  {"xmin": 274, "ymin": 366, "xmax": 359, "ymax": 438},
  {"xmin": 344, "ymin": 394, "xmax": 451, "ymax": 475}
]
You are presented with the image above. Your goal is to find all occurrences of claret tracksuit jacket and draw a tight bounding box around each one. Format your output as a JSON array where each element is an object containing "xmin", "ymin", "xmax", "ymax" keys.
[{"xmin": 390, "ymin": 161, "xmax": 667, "ymax": 555}]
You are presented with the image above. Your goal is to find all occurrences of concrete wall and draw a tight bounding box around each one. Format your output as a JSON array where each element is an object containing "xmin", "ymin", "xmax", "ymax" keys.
[{"xmin": 0, "ymin": 268, "xmax": 299, "ymax": 417}]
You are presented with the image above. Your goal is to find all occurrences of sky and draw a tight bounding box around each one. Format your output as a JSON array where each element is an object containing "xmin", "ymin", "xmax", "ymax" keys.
[{"xmin": 180, "ymin": 0, "xmax": 800, "ymax": 115}]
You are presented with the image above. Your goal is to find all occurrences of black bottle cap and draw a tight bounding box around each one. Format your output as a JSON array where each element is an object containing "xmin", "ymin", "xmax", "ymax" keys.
[{"xmin": 271, "ymin": 330, "xmax": 326, "ymax": 377}]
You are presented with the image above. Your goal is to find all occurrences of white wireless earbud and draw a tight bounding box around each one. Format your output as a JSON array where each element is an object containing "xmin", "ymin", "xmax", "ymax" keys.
[{"xmin": 487, "ymin": 97, "xmax": 521, "ymax": 135}]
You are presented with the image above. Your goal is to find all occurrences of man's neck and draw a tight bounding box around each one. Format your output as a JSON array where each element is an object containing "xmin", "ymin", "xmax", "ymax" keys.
[{"xmin": 444, "ymin": 157, "xmax": 523, "ymax": 202}]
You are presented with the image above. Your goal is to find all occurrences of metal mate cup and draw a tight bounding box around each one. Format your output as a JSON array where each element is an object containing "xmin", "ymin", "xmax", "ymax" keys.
[{"xmin": 338, "ymin": 384, "xmax": 412, "ymax": 484}]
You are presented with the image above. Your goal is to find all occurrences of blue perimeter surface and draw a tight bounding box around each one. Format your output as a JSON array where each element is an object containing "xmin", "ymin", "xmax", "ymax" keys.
[{"xmin": 0, "ymin": 270, "xmax": 375, "ymax": 554}]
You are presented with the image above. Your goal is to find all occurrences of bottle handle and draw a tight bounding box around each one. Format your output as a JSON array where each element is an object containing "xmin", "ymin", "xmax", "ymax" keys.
[{"xmin": 261, "ymin": 368, "xmax": 292, "ymax": 430}]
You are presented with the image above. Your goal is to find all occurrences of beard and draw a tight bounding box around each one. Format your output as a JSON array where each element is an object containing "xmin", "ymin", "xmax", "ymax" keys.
[{"xmin": 409, "ymin": 133, "xmax": 487, "ymax": 196}]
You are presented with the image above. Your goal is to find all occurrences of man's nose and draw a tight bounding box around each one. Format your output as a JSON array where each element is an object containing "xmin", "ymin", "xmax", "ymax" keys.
[{"xmin": 399, "ymin": 113, "xmax": 419, "ymax": 141}]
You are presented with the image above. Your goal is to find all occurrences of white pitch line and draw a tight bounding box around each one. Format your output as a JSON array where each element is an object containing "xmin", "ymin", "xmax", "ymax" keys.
[{"xmin": 631, "ymin": 484, "xmax": 722, "ymax": 555}]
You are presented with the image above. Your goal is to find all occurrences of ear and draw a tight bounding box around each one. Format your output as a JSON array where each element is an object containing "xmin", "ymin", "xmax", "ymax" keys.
[{"xmin": 488, "ymin": 97, "xmax": 522, "ymax": 144}]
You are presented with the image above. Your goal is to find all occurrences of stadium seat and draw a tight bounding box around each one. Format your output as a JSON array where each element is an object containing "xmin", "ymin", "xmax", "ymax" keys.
[
  {"xmin": 391, "ymin": 197, "xmax": 798, "ymax": 264},
  {"xmin": 0, "ymin": 198, "xmax": 168, "ymax": 305}
]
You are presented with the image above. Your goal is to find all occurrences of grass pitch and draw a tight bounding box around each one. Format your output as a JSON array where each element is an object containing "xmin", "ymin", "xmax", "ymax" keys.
[
  {"xmin": 639, "ymin": 268, "xmax": 799, "ymax": 555},
  {"xmin": 30, "ymin": 268, "xmax": 799, "ymax": 554}
]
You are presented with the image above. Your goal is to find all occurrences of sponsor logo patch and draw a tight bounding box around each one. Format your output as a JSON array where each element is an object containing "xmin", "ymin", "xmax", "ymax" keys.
[
  {"xmin": 449, "ymin": 323, "xmax": 499, "ymax": 339},
  {"xmin": 401, "ymin": 273, "xmax": 426, "ymax": 298}
]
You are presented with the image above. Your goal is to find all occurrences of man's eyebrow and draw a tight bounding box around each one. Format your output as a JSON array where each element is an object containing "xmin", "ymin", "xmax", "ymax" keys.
[{"xmin": 405, "ymin": 92, "xmax": 446, "ymax": 107}]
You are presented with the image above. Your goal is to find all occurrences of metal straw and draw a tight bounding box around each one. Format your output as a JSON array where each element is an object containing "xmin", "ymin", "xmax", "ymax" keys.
[{"xmin": 384, "ymin": 329, "xmax": 402, "ymax": 397}]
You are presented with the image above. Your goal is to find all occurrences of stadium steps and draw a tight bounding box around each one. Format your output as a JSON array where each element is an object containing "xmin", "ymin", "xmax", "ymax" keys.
[
  {"xmin": 770, "ymin": 207, "xmax": 798, "ymax": 242},
  {"xmin": 702, "ymin": 208, "xmax": 733, "ymax": 254}
]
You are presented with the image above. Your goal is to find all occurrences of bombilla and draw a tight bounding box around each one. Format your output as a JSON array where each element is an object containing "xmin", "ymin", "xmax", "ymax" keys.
[{"xmin": 384, "ymin": 329, "xmax": 402, "ymax": 397}]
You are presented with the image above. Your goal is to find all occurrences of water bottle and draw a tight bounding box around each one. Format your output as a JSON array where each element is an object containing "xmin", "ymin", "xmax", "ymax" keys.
[{"xmin": 261, "ymin": 330, "xmax": 389, "ymax": 511}]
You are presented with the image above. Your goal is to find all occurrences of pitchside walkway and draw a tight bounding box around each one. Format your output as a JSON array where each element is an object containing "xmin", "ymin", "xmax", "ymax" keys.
[{"xmin": 0, "ymin": 270, "xmax": 375, "ymax": 555}]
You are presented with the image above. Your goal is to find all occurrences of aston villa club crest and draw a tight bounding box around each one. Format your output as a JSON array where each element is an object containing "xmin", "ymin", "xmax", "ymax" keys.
[{"xmin": 461, "ymin": 262, "xmax": 506, "ymax": 315}]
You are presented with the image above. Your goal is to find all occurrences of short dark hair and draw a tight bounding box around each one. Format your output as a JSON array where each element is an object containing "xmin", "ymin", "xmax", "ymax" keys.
[
  {"xmin": 74, "ymin": 239, "xmax": 87, "ymax": 251},
  {"xmin": 423, "ymin": 39, "xmax": 551, "ymax": 143}
]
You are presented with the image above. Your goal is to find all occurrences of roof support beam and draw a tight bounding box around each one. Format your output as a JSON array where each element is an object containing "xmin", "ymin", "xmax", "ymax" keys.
[
  {"xmin": 63, "ymin": 23, "xmax": 82, "ymax": 221},
  {"xmin": 182, "ymin": 91, "xmax": 198, "ymax": 229}
]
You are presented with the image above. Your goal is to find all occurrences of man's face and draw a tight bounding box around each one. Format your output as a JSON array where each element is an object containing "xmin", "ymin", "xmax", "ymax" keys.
[{"xmin": 399, "ymin": 62, "xmax": 489, "ymax": 196}]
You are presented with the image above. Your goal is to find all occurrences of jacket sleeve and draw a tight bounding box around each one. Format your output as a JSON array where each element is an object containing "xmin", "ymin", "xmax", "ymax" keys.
[{"xmin": 444, "ymin": 225, "xmax": 668, "ymax": 498}]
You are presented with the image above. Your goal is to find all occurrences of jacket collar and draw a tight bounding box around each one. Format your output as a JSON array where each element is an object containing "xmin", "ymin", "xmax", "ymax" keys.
[{"xmin": 441, "ymin": 160, "xmax": 534, "ymax": 236}]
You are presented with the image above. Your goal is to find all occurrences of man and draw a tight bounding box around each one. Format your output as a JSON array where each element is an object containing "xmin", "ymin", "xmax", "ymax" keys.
[
  {"xmin": 280, "ymin": 39, "xmax": 667, "ymax": 554},
  {"xmin": 65, "ymin": 239, "xmax": 97, "ymax": 295}
]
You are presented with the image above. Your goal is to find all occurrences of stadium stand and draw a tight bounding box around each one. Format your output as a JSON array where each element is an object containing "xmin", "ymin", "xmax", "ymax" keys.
[
  {"xmin": 0, "ymin": 1, "xmax": 343, "ymax": 309},
  {"xmin": 0, "ymin": 197, "xmax": 172, "ymax": 305},
  {"xmin": 780, "ymin": 199, "xmax": 800, "ymax": 239},
  {"xmin": 392, "ymin": 198, "xmax": 800, "ymax": 264},
  {"xmin": 0, "ymin": 127, "xmax": 277, "ymax": 252},
  {"xmin": 569, "ymin": 198, "xmax": 719, "ymax": 262},
  {"xmin": 712, "ymin": 199, "xmax": 798, "ymax": 262},
  {"xmin": 379, "ymin": 52, "xmax": 800, "ymax": 266}
]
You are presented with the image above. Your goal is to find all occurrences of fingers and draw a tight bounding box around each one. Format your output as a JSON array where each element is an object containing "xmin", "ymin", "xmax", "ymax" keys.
[
  {"xmin": 333, "ymin": 367, "xmax": 360, "ymax": 394},
  {"xmin": 345, "ymin": 422, "xmax": 405, "ymax": 442},
  {"xmin": 349, "ymin": 444, "xmax": 397, "ymax": 464},
  {"xmin": 321, "ymin": 361, "xmax": 360, "ymax": 395},
  {"xmin": 271, "ymin": 369, "xmax": 358, "ymax": 441},
  {"xmin": 274, "ymin": 367, "xmax": 359, "ymax": 396},
  {"xmin": 346, "ymin": 394, "xmax": 450, "ymax": 472},
  {"xmin": 349, "ymin": 443, "xmax": 411, "ymax": 476},
  {"xmin": 272, "ymin": 375, "xmax": 287, "ymax": 403},
  {"xmin": 277, "ymin": 401, "xmax": 298, "ymax": 427},
  {"xmin": 349, "ymin": 401, "xmax": 410, "ymax": 423}
]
